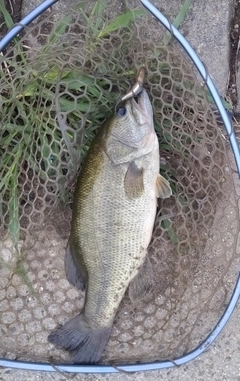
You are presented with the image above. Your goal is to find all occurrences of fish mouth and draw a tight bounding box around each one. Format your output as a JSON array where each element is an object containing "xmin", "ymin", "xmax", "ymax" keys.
[
  {"xmin": 133, "ymin": 95, "xmax": 139, "ymax": 104},
  {"xmin": 131, "ymin": 90, "xmax": 142, "ymax": 107},
  {"xmin": 131, "ymin": 88, "xmax": 147, "ymax": 115}
]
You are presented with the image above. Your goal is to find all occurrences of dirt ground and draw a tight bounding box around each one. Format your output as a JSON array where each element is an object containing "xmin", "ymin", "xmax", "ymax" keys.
[{"xmin": 0, "ymin": 0, "xmax": 22, "ymax": 38}]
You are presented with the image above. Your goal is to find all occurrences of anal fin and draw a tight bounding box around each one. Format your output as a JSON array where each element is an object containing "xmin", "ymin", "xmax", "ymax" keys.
[{"xmin": 128, "ymin": 256, "xmax": 154, "ymax": 303}]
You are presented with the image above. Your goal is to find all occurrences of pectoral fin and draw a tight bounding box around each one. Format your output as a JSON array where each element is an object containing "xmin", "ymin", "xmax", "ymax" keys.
[
  {"xmin": 156, "ymin": 174, "xmax": 172, "ymax": 199},
  {"xmin": 65, "ymin": 238, "xmax": 88, "ymax": 291},
  {"xmin": 128, "ymin": 256, "xmax": 154, "ymax": 303},
  {"xmin": 124, "ymin": 161, "xmax": 144, "ymax": 199}
]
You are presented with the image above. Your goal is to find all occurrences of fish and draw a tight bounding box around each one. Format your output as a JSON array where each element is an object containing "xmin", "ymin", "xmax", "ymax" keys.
[{"xmin": 48, "ymin": 74, "xmax": 172, "ymax": 364}]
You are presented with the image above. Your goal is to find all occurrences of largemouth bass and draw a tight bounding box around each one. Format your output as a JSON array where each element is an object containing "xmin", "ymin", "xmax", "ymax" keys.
[{"xmin": 48, "ymin": 79, "xmax": 172, "ymax": 364}]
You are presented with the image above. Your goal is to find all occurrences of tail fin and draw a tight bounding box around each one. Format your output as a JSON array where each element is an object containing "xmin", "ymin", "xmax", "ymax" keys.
[{"xmin": 48, "ymin": 315, "xmax": 112, "ymax": 364}]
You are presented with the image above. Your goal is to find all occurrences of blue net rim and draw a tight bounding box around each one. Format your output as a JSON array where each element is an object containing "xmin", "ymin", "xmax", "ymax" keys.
[{"xmin": 0, "ymin": 0, "xmax": 240, "ymax": 373}]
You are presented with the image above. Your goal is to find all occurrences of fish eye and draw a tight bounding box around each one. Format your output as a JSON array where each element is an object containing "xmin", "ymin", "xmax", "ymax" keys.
[{"xmin": 117, "ymin": 106, "xmax": 127, "ymax": 117}]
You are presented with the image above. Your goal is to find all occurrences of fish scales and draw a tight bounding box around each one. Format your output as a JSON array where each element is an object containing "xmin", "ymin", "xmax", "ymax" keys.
[
  {"xmin": 74, "ymin": 128, "xmax": 160, "ymax": 326},
  {"xmin": 48, "ymin": 85, "xmax": 172, "ymax": 364}
]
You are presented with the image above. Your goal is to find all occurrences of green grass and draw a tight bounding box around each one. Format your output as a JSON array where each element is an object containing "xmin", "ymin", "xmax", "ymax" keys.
[
  {"xmin": 162, "ymin": 0, "xmax": 192, "ymax": 45},
  {"xmin": 0, "ymin": 1, "xmax": 149, "ymax": 252},
  {"xmin": 0, "ymin": 0, "xmax": 230, "ymax": 256}
]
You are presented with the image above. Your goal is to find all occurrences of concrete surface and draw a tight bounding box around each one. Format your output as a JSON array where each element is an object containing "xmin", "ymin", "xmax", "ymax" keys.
[
  {"xmin": 181, "ymin": 0, "xmax": 233, "ymax": 95},
  {"xmin": 1, "ymin": 299, "xmax": 240, "ymax": 381},
  {"xmin": 1, "ymin": 0, "xmax": 240, "ymax": 380}
]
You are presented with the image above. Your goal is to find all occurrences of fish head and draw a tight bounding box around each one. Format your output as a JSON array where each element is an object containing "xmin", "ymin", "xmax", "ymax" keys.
[{"xmin": 104, "ymin": 89, "xmax": 156, "ymax": 163}]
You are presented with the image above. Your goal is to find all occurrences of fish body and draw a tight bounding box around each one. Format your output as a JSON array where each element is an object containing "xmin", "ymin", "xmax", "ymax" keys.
[{"xmin": 48, "ymin": 88, "xmax": 172, "ymax": 364}]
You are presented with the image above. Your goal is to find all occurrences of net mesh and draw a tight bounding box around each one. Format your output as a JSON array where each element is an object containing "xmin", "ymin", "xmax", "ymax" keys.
[{"xmin": 0, "ymin": 0, "xmax": 239, "ymax": 364}]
